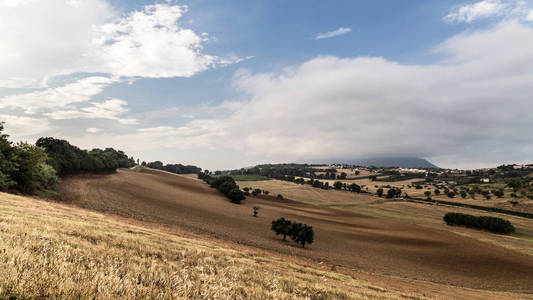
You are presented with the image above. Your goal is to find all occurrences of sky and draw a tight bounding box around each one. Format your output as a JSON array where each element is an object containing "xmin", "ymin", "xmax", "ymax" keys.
[{"xmin": 1, "ymin": 0, "xmax": 533, "ymax": 170}]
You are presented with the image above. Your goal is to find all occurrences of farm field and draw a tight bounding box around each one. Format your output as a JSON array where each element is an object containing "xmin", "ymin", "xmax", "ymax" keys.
[
  {"xmin": 238, "ymin": 179, "xmax": 533, "ymax": 256},
  {"xmin": 0, "ymin": 192, "xmax": 411, "ymax": 299},
  {"xmin": 49, "ymin": 169, "xmax": 533, "ymax": 297},
  {"xmin": 291, "ymin": 176, "xmax": 533, "ymax": 214}
]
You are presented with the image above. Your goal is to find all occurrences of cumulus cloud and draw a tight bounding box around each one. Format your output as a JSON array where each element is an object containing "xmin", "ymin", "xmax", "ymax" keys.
[
  {"xmin": 314, "ymin": 27, "xmax": 352, "ymax": 40},
  {"xmin": 0, "ymin": 1, "xmax": 230, "ymax": 88}
]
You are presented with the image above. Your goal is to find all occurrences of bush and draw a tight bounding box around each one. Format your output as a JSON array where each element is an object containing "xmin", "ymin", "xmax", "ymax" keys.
[
  {"xmin": 443, "ymin": 212, "xmax": 515, "ymax": 234},
  {"xmin": 277, "ymin": 194, "xmax": 283, "ymax": 199},
  {"xmin": 376, "ymin": 188, "xmax": 384, "ymax": 197}
]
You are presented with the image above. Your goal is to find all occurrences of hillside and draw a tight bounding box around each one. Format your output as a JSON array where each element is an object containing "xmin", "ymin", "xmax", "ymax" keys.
[
  {"xmin": 52, "ymin": 168, "xmax": 533, "ymax": 298},
  {"xmin": 0, "ymin": 191, "xmax": 416, "ymax": 299}
]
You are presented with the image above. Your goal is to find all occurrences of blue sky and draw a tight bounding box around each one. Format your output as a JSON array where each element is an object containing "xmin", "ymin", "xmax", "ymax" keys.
[{"xmin": 1, "ymin": 0, "xmax": 533, "ymax": 170}]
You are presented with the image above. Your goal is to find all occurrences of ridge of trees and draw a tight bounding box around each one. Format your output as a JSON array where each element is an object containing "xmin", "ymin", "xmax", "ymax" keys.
[
  {"xmin": 143, "ymin": 161, "xmax": 201, "ymax": 174},
  {"xmin": 197, "ymin": 172, "xmax": 246, "ymax": 204}
]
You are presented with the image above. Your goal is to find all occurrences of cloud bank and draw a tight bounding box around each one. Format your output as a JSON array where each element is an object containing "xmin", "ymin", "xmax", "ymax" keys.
[{"xmin": 133, "ymin": 21, "xmax": 532, "ymax": 169}]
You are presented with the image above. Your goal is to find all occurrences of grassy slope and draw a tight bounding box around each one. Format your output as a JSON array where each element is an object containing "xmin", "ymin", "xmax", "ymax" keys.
[{"xmin": 0, "ymin": 192, "xmax": 418, "ymax": 300}]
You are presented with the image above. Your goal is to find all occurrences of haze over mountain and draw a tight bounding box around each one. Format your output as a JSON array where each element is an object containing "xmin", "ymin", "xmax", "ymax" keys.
[{"xmin": 338, "ymin": 157, "xmax": 439, "ymax": 169}]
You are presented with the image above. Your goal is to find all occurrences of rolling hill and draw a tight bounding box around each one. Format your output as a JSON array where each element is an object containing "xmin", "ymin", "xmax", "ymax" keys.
[{"xmin": 340, "ymin": 157, "xmax": 439, "ymax": 168}]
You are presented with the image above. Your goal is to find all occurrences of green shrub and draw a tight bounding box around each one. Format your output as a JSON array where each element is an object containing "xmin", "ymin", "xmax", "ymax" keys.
[{"xmin": 443, "ymin": 212, "xmax": 515, "ymax": 234}]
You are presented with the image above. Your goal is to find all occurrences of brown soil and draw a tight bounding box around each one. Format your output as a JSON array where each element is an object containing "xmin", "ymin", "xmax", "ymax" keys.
[{"xmin": 56, "ymin": 168, "xmax": 533, "ymax": 294}]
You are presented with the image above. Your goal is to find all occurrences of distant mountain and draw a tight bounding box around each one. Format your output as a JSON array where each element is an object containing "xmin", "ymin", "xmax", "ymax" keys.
[{"xmin": 339, "ymin": 157, "xmax": 439, "ymax": 169}]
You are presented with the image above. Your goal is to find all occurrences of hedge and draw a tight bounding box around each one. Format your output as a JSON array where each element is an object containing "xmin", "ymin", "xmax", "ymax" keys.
[{"xmin": 443, "ymin": 212, "xmax": 515, "ymax": 234}]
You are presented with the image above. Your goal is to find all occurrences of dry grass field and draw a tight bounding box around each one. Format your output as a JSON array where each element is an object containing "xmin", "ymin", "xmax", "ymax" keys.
[{"xmin": 0, "ymin": 191, "xmax": 419, "ymax": 299}]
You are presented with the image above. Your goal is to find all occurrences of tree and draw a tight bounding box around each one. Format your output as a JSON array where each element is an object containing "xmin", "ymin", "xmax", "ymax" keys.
[
  {"xmin": 460, "ymin": 190, "xmax": 467, "ymax": 198},
  {"xmin": 271, "ymin": 217, "xmax": 291, "ymax": 240},
  {"xmin": 377, "ymin": 188, "xmax": 384, "ymax": 197},
  {"xmin": 253, "ymin": 206, "xmax": 260, "ymax": 217},
  {"xmin": 0, "ymin": 122, "xmax": 17, "ymax": 190},
  {"xmin": 424, "ymin": 191, "xmax": 431, "ymax": 198},
  {"xmin": 289, "ymin": 222, "xmax": 314, "ymax": 248},
  {"xmin": 11, "ymin": 142, "xmax": 58, "ymax": 194},
  {"xmin": 348, "ymin": 183, "xmax": 361, "ymax": 193},
  {"xmin": 434, "ymin": 189, "xmax": 441, "ymax": 196},
  {"xmin": 333, "ymin": 181, "xmax": 343, "ymax": 190}
]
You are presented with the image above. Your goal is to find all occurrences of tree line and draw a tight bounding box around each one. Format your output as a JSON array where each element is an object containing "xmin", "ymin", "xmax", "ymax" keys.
[
  {"xmin": 143, "ymin": 161, "xmax": 201, "ymax": 174},
  {"xmin": 0, "ymin": 122, "xmax": 135, "ymax": 195},
  {"xmin": 443, "ymin": 212, "xmax": 515, "ymax": 234}
]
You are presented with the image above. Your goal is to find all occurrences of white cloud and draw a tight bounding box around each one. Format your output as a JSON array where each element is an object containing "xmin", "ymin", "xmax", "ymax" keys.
[
  {"xmin": 445, "ymin": 0, "xmax": 505, "ymax": 23},
  {"xmin": 0, "ymin": 115, "xmax": 52, "ymax": 137},
  {"xmin": 46, "ymin": 99, "xmax": 138, "ymax": 125},
  {"xmin": 0, "ymin": 1, "xmax": 232, "ymax": 88},
  {"xmin": 146, "ymin": 21, "xmax": 533, "ymax": 168},
  {"xmin": 314, "ymin": 27, "xmax": 352, "ymax": 40},
  {"xmin": 527, "ymin": 9, "xmax": 533, "ymax": 20},
  {"xmin": 444, "ymin": 0, "xmax": 533, "ymax": 23},
  {"xmin": 0, "ymin": 76, "xmax": 117, "ymax": 114},
  {"xmin": 0, "ymin": 0, "xmax": 114, "ymax": 88},
  {"xmin": 87, "ymin": 128, "xmax": 103, "ymax": 133},
  {"xmin": 84, "ymin": 3, "xmax": 218, "ymax": 78}
]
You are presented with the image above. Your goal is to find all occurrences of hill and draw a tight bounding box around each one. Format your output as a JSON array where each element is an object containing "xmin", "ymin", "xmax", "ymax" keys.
[
  {"xmin": 0, "ymin": 191, "xmax": 412, "ymax": 299},
  {"xmin": 340, "ymin": 157, "xmax": 439, "ymax": 168},
  {"xmin": 52, "ymin": 168, "xmax": 533, "ymax": 297}
]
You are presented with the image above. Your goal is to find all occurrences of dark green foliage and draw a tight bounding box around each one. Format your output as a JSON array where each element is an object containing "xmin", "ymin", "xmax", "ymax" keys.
[
  {"xmin": 333, "ymin": 181, "xmax": 343, "ymax": 190},
  {"xmin": 434, "ymin": 189, "xmax": 441, "ymax": 195},
  {"xmin": 376, "ymin": 188, "xmax": 384, "ymax": 197},
  {"xmin": 460, "ymin": 190, "xmax": 467, "ymax": 198},
  {"xmin": 36, "ymin": 137, "xmax": 134, "ymax": 176},
  {"xmin": 493, "ymin": 189, "xmax": 504, "ymax": 198},
  {"xmin": 277, "ymin": 194, "xmax": 283, "ymax": 199},
  {"xmin": 271, "ymin": 217, "xmax": 291, "ymax": 240},
  {"xmin": 271, "ymin": 218, "xmax": 315, "ymax": 248},
  {"xmin": 348, "ymin": 183, "xmax": 361, "ymax": 193},
  {"xmin": 0, "ymin": 124, "xmax": 58, "ymax": 194},
  {"xmin": 146, "ymin": 161, "xmax": 201, "ymax": 174},
  {"xmin": 424, "ymin": 191, "xmax": 431, "ymax": 198},
  {"xmin": 386, "ymin": 187, "xmax": 402, "ymax": 198},
  {"xmin": 198, "ymin": 173, "xmax": 246, "ymax": 204},
  {"xmin": 0, "ymin": 122, "xmax": 17, "ymax": 190},
  {"xmin": 447, "ymin": 191, "xmax": 456, "ymax": 198},
  {"xmin": 443, "ymin": 212, "xmax": 515, "ymax": 234},
  {"xmin": 252, "ymin": 188, "xmax": 262, "ymax": 196},
  {"xmin": 289, "ymin": 222, "xmax": 314, "ymax": 248}
]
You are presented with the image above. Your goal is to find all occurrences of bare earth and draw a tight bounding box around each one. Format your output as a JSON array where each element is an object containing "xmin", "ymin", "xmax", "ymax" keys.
[{"xmin": 56, "ymin": 169, "xmax": 533, "ymax": 295}]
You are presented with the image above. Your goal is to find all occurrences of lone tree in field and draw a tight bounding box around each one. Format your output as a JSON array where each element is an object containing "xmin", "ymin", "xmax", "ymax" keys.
[
  {"xmin": 333, "ymin": 181, "xmax": 343, "ymax": 190},
  {"xmin": 253, "ymin": 206, "xmax": 260, "ymax": 217},
  {"xmin": 290, "ymin": 222, "xmax": 314, "ymax": 248},
  {"xmin": 424, "ymin": 191, "xmax": 431, "ymax": 199},
  {"xmin": 271, "ymin": 217, "xmax": 291, "ymax": 240}
]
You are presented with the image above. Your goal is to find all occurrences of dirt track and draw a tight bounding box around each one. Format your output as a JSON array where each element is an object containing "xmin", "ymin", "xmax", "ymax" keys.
[{"xmin": 56, "ymin": 169, "xmax": 533, "ymax": 293}]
